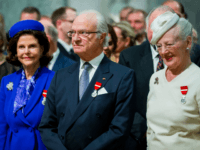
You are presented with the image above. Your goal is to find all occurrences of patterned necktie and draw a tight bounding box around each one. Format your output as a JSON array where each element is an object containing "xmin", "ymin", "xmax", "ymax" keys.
[
  {"xmin": 156, "ymin": 54, "xmax": 164, "ymax": 71},
  {"xmin": 79, "ymin": 62, "xmax": 91, "ymax": 100}
]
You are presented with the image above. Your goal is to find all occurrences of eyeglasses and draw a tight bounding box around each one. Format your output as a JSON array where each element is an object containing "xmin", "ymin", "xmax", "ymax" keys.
[
  {"xmin": 61, "ymin": 19, "xmax": 74, "ymax": 23},
  {"xmin": 67, "ymin": 30, "xmax": 101, "ymax": 38}
]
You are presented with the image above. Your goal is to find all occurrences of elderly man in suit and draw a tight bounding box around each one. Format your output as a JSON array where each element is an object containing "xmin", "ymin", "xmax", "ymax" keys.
[
  {"xmin": 40, "ymin": 18, "xmax": 75, "ymax": 71},
  {"xmin": 119, "ymin": 5, "xmax": 176, "ymax": 150},
  {"xmin": 39, "ymin": 10, "xmax": 135, "ymax": 150}
]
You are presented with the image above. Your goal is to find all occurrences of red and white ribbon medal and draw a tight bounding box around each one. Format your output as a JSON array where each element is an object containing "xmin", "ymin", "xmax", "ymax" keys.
[
  {"xmin": 180, "ymin": 86, "xmax": 188, "ymax": 104},
  {"xmin": 42, "ymin": 90, "xmax": 47, "ymax": 105},
  {"xmin": 92, "ymin": 82, "xmax": 102, "ymax": 97}
]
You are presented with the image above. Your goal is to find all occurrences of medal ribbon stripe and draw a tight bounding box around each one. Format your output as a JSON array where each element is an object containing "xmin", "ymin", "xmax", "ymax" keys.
[{"xmin": 180, "ymin": 86, "xmax": 188, "ymax": 95}]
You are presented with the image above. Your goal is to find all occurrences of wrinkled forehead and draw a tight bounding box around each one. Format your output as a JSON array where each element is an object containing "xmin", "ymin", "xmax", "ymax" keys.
[{"xmin": 72, "ymin": 13, "xmax": 97, "ymax": 31}]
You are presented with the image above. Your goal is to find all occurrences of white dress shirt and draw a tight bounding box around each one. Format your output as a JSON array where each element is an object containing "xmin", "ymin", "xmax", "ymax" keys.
[
  {"xmin": 79, "ymin": 52, "xmax": 104, "ymax": 82},
  {"xmin": 48, "ymin": 48, "xmax": 60, "ymax": 70},
  {"xmin": 58, "ymin": 38, "xmax": 73, "ymax": 53},
  {"xmin": 150, "ymin": 45, "xmax": 166, "ymax": 72}
]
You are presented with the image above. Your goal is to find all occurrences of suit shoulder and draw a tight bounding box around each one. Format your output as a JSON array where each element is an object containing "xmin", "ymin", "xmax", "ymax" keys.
[
  {"xmin": 110, "ymin": 60, "xmax": 134, "ymax": 75},
  {"xmin": 56, "ymin": 61, "xmax": 78, "ymax": 75}
]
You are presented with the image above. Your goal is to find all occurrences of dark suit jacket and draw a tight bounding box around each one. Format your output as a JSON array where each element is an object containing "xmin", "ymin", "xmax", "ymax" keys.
[
  {"xmin": 52, "ymin": 52, "xmax": 75, "ymax": 72},
  {"xmin": 57, "ymin": 41, "xmax": 79, "ymax": 62},
  {"xmin": 119, "ymin": 41, "xmax": 153, "ymax": 150},
  {"xmin": 191, "ymin": 43, "xmax": 200, "ymax": 67},
  {"xmin": 39, "ymin": 55, "xmax": 135, "ymax": 150}
]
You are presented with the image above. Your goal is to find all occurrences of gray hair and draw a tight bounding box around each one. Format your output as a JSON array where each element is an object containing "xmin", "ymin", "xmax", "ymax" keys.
[
  {"xmin": 46, "ymin": 25, "xmax": 58, "ymax": 42},
  {"xmin": 174, "ymin": 18, "xmax": 193, "ymax": 50},
  {"xmin": 79, "ymin": 10, "xmax": 109, "ymax": 47}
]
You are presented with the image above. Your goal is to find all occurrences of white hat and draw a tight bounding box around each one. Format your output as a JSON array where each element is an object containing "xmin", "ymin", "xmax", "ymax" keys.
[{"xmin": 150, "ymin": 11, "xmax": 179, "ymax": 45}]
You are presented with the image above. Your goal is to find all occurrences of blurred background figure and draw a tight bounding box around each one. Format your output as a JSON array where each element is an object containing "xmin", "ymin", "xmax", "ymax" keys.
[
  {"xmin": 119, "ymin": 6, "xmax": 134, "ymax": 21},
  {"xmin": 20, "ymin": 6, "xmax": 41, "ymax": 21},
  {"xmin": 112, "ymin": 21, "xmax": 135, "ymax": 63},
  {"xmin": 192, "ymin": 28, "xmax": 198, "ymax": 44},
  {"xmin": 0, "ymin": 13, "xmax": 18, "ymax": 86},
  {"xmin": 127, "ymin": 9, "xmax": 147, "ymax": 45},
  {"xmin": 0, "ymin": 20, "xmax": 54, "ymax": 150},
  {"xmin": 51, "ymin": 7, "xmax": 79, "ymax": 61},
  {"xmin": 162, "ymin": 0, "xmax": 187, "ymax": 18},
  {"xmin": 40, "ymin": 17, "xmax": 75, "ymax": 72},
  {"xmin": 40, "ymin": 15, "xmax": 52, "ymax": 23},
  {"xmin": 103, "ymin": 24, "xmax": 117, "ymax": 59}
]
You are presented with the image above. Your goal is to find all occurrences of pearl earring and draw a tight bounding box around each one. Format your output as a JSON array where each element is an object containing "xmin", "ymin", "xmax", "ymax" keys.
[{"xmin": 186, "ymin": 48, "xmax": 189, "ymax": 50}]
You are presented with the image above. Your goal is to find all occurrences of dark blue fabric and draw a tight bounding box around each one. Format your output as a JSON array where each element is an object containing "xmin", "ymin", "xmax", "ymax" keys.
[{"xmin": 9, "ymin": 20, "xmax": 44, "ymax": 38}]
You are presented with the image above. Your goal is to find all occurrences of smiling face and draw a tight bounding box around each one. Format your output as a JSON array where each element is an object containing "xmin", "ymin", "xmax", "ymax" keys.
[
  {"xmin": 17, "ymin": 34, "xmax": 43, "ymax": 69},
  {"xmin": 71, "ymin": 13, "xmax": 105, "ymax": 61},
  {"xmin": 156, "ymin": 27, "xmax": 191, "ymax": 71}
]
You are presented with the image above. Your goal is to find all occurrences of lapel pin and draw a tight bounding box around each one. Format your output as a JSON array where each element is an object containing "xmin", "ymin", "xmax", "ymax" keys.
[
  {"xmin": 154, "ymin": 77, "xmax": 159, "ymax": 84},
  {"xmin": 102, "ymin": 78, "xmax": 106, "ymax": 80},
  {"xmin": 92, "ymin": 82, "xmax": 102, "ymax": 97},
  {"xmin": 180, "ymin": 86, "xmax": 188, "ymax": 104}
]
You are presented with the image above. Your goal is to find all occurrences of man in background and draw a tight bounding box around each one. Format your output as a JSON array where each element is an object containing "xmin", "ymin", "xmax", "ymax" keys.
[
  {"xmin": 51, "ymin": 7, "xmax": 79, "ymax": 61},
  {"xmin": 40, "ymin": 18, "xmax": 74, "ymax": 71},
  {"xmin": 20, "ymin": 6, "xmax": 41, "ymax": 21},
  {"xmin": 127, "ymin": 9, "xmax": 147, "ymax": 45},
  {"xmin": 119, "ymin": 6, "xmax": 134, "ymax": 21}
]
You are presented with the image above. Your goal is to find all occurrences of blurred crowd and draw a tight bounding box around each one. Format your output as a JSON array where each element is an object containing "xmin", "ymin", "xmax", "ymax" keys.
[{"xmin": 0, "ymin": 0, "xmax": 200, "ymax": 150}]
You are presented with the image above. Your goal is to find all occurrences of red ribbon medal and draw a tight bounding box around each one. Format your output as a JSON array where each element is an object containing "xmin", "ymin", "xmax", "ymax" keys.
[
  {"xmin": 42, "ymin": 90, "xmax": 47, "ymax": 98},
  {"xmin": 42, "ymin": 90, "xmax": 47, "ymax": 105},
  {"xmin": 92, "ymin": 82, "xmax": 102, "ymax": 97},
  {"xmin": 180, "ymin": 86, "xmax": 188, "ymax": 104}
]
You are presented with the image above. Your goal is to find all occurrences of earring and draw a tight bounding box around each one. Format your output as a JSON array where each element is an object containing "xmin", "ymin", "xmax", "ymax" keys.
[{"xmin": 186, "ymin": 47, "xmax": 189, "ymax": 50}]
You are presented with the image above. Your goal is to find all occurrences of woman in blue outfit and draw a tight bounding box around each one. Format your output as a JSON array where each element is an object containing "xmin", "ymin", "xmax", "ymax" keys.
[{"xmin": 0, "ymin": 20, "xmax": 54, "ymax": 150}]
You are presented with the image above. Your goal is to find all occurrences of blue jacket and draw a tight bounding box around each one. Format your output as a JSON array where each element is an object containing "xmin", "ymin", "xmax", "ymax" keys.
[{"xmin": 0, "ymin": 67, "xmax": 54, "ymax": 150}]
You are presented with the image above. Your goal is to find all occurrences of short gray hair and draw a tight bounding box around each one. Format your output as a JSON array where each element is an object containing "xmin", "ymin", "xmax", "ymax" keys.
[
  {"xmin": 46, "ymin": 25, "xmax": 58, "ymax": 42},
  {"xmin": 79, "ymin": 10, "xmax": 109, "ymax": 47}
]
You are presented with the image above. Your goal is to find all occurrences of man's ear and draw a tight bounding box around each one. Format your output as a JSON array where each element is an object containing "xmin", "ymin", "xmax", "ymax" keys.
[
  {"xmin": 99, "ymin": 33, "xmax": 107, "ymax": 45},
  {"xmin": 56, "ymin": 20, "xmax": 62, "ymax": 29},
  {"xmin": 46, "ymin": 34, "xmax": 51, "ymax": 43}
]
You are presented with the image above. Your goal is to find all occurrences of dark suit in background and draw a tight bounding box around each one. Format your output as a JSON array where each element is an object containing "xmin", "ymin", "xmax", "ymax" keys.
[
  {"xmin": 39, "ymin": 56, "xmax": 135, "ymax": 150},
  {"xmin": 119, "ymin": 41, "xmax": 153, "ymax": 150},
  {"xmin": 57, "ymin": 41, "xmax": 79, "ymax": 62},
  {"xmin": 51, "ymin": 52, "xmax": 75, "ymax": 72},
  {"xmin": 191, "ymin": 43, "xmax": 200, "ymax": 67}
]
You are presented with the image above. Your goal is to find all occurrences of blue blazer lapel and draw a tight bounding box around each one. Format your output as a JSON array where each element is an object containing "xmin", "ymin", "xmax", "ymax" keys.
[
  {"xmin": 7, "ymin": 70, "xmax": 32, "ymax": 126},
  {"xmin": 8, "ymin": 70, "xmax": 22, "ymax": 115},
  {"xmin": 24, "ymin": 67, "xmax": 50, "ymax": 117},
  {"xmin": 66, "ymin": 62, "xmax": 80, "ymax": 116},
  {"xmin": 65, "ymin": 56, "xmax": 113, "ymax": 133}
]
